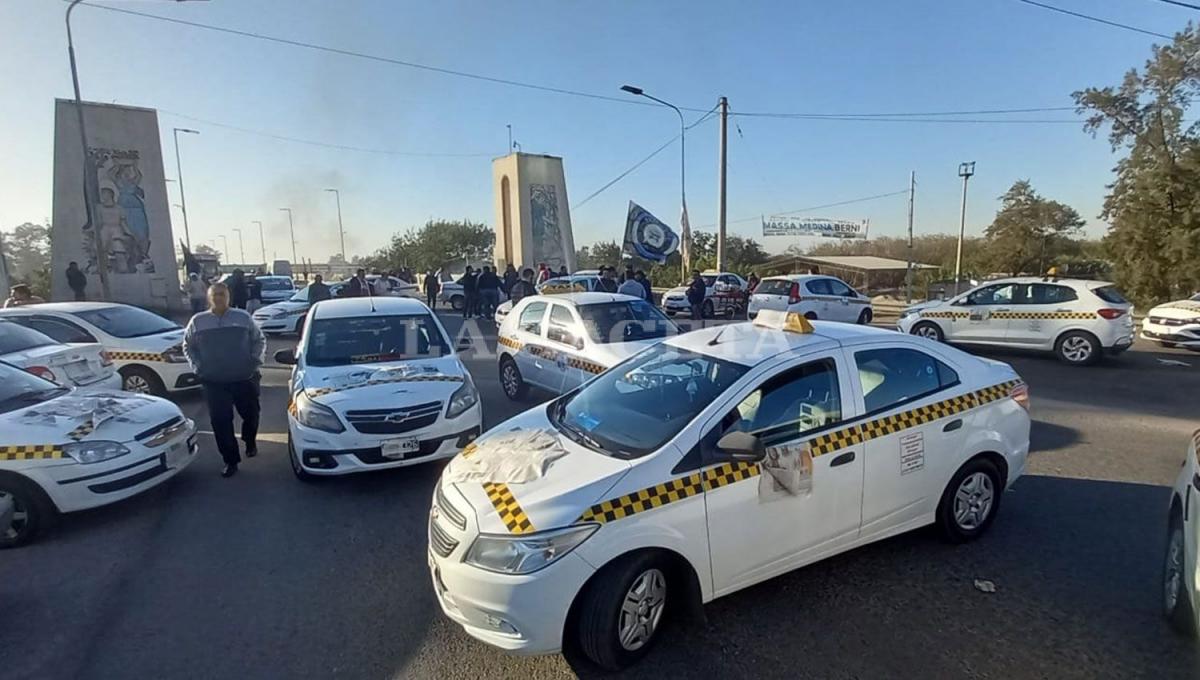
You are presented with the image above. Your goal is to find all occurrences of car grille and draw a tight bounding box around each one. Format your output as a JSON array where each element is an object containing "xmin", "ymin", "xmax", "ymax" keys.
[
  {"xmin": 135, "ymin": 416, "xmax": 184, "ymax": 442},
  {"xmin": 435, "ymin": 484, "xmax": 467, "ymax": 530},
  {"xmin": 429, "ymin": 516, "xmax": 459, "ymax": 557},
  {"xmin": 344, "ymin": 401, "xmax": 442, "ymax": 434},
  {"xmin": 1149, "ymin": 316, "xmax": 1193, "ymax": 327}
]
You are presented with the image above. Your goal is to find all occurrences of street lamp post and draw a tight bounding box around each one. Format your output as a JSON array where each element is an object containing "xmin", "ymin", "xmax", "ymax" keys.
[
  {"xmin": 232, "ymin": 228, "xmax": 245, "ymax": 264},
  {"xmin": 66, "ymin": 0, "xmax": 110, "ymax": 300},
  {"xmin": 252, "ymin": 220, "xmax": 265, "ymax": 265},
  {"xmin": 219, "ymin": 234, "xmax": 229, "ymax": 260},
  {"xmin": 324, "ymin": 188, "xmax": 346, "ymax": 261},
  {"xmin": 621, "ymin": 84, "xmax": 688, "ymax": 282},
  {"xmin": 172, "ymin": 127, "xmax": 199, "ymax": 249},
  {"xmin": 954, "ymin": 162, "xmax": 976, "ymax": 296},
  {"xmin": 279, "ymin": 208, "xmax": 297, "ymax": 264}
]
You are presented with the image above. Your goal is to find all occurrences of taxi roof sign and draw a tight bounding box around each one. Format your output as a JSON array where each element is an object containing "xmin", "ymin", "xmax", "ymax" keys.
[{"xmin": 752, "ymin": 309, "xmax": 815, "ymax": 334}]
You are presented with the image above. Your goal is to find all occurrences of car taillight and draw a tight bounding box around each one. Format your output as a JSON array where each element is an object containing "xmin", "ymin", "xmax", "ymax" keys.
[
  {"xmin": 1096, "ymin": 308, "xmax": 1126, "ymax": 320},
  {"xmin": 1010, "ymin": 383, "xmax": 1029, "ymax": 411},
  {"xmin": 788, "ymin": 282, "xmax": 801, "ymax": 305},
  {"xmin": 99, "ymin": 350, "xmax": 113, "ymax": 366},
  {"xmin": 26, "ymin": 366, "xmax": 58, "ymax": 382}
]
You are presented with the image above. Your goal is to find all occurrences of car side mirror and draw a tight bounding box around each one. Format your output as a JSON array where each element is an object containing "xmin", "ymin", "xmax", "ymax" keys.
[
  {"xmin": 572, "ymin": 336, "xmax": 585, "ymax": 351},
  {"xmin": 456, "ymin": 336, "xmax": 473, "ymax": 352},
  {"xmin": 716, "ymin": 430, "xmax": 765, "ymax": 462},
  {"xmin": 274, "ymin": 348, "xmax": 297, "ymax": 365}
]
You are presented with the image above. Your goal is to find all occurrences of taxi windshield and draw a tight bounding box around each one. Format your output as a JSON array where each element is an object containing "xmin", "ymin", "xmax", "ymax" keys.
[
  {"xmin": 289, "ymin": 287, "xmax": 309, "ymax": 302},
  {"xmin": 549, "ymin": 343, "xmax": 748, "ymax": 458},
  {"xmin": 305, "ymin": 314, "xmax": 448, "ymax": 366},
  {"xmin": 577, "ymin": 300, "xmax": 679, "ymax": 344},
  {"xmin": 0, "ymin": 362, "xmax": 67, "ymax": 415}
]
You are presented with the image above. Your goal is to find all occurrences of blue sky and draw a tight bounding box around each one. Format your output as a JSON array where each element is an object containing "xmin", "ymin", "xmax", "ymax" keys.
[{"xmin": 0, "ymin": 0, "xmax": 1191, "ymax": 262}]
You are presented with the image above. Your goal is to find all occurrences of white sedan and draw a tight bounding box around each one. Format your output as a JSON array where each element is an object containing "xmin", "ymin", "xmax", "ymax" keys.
[
  {"xmin": 0, "ymin": 320, "xmax": 120, "ymax": 393},
  {"xmin": 1164, "ymin": 429, "xmax": 1200, "ymax": 639},
  {"xmin": 1142, "ymin": 294, "xmax": 1200, "ymax": 350},
  {"xmin": 429, "ymin": 310, "xmax": 1030, "ymax": 668},
  {"xmin": 253, "ymin": 282, "xmax": 346, "ymax": 336},
  {"xmin": 0, "ymin": 302, "xmax": 196, "ymax": 395},
  {"xmin": 276, "ymin": 296, "xmax": 482, "ymax": 480},
  {"xmin": 496, "ymin": 293, "xmax": 679, "ymax": 400},
  {"xmin": 0, "ymin": 361, "xmax": 198, "ymax": 548},
  {"xmin": 747, "ymin": 274, "xmax": 873, "ymax": 324}
]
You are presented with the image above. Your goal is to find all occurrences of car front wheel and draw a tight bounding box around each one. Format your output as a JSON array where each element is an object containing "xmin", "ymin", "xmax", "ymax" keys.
[
  {"xmin": 857, "ymin": 309, "xmax": 873, "ymax": 325},
  {"xmin": 577, "ymin": 552, "xmax": 670, "ymax": 671},
  {"xmin": 1164, "ymin": 515, "xmax": 1198, "ymax": 637},
  {"xmin": 0, "ymin": 474, "xmax": 51, "ymax": 549}
]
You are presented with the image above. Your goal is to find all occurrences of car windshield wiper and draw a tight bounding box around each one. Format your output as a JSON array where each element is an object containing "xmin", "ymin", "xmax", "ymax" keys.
[{"xmin": 0, "ymin": 387, "xmax": 68, "ymax": 408}]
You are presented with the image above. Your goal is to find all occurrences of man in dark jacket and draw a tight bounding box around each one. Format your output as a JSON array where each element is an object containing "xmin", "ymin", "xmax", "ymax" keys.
[
  {"xmin": 636, "ymin": 271, "xmax": 652, "ymax": 302},
  {"xmin": 596, "ymin": 266, "xmax": 619, "ymax": 293},
  {"xmin": 509, "ymin": 268, "xmax": 537, "ymax": 305},
  {"xmin": 477, "ymin": 266, "xmax": 502, "ymax": 318},
  {"xmin": 347, "ymin": 269, "xmax": 370, "ymax": 297},
  {"xmin": 66, "ymin": 261, "xmax": 87, "ymax": 301},
  {"xmin": 461, "ymin": 266, "xmax": 478, "ymax": 318},
  {"xmin": 228, "ymin": 269, "xmax": 248, "ymax": 309},
  {"xmin": 502, "ymin": 264, "xmax": 518, "ymax": 297},
  {"xmin": 423, "ymin": 270, "xmax": 440, "ymax": 308},
  {"xmin": 686, "ymin": 272, "xmax": 707, "ymax": 321},
  {"xmin": 182, "ymin": 282, "xmax": 264, "ymax": 478},
  {"xmin": 308, "ymin": 274, "xmax": 331, "ymax": 303}
]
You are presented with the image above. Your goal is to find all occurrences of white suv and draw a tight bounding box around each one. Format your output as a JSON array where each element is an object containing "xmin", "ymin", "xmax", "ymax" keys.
[{"xmin": 897, "ymin": 277, "xmax": 1134, "ymax": 365}]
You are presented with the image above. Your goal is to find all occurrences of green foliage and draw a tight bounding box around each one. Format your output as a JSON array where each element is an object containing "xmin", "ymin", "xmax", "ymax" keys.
[
  {"xmin": 982, "ymin": 180, "xmax": 1084, "ymax": 276},
  {"xmin": 369, "ymin": 220, "xmax": 493, "ymax": 273},
  {"xmin": 1074, "ymin": 24, "xmax": 1200, "ymax": 306},
  {"xmin": 575, "ymin": 231, "xmax": 770, "ymax": 288},
  {"xmin": 2, "ymin": 222, "xmax": 52, "ymax": 297}
]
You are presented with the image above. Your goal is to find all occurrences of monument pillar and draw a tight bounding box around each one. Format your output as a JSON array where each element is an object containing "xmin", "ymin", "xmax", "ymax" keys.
[{"xmin": 492, "ymin": 153, "xmax": 576, "ymax": 273}]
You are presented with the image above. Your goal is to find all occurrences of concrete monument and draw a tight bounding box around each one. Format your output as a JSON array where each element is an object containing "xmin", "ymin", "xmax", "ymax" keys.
[{"xmin": 492, "ymin": 153, "xmax": 576, "ymax": 272}]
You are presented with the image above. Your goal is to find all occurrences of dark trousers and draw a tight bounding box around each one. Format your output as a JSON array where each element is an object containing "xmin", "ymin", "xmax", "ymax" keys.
[
  {"xmin": 690, "ymin": 303, "xmax": 705, "ymax": 321},
  {"xmin": 71, "ymin": 288, "xmax": 85, "ymax": 301},
  {"xmin": 202, "ymin": 376, "xmax": 260, "ymax": 466},
  {"xmin": 426, "ymin": 290, "xmax": 438, "ymax": 308},
  {"xmin": 463, "ymin": 292, "xmax": 477, "ymax": 317}
]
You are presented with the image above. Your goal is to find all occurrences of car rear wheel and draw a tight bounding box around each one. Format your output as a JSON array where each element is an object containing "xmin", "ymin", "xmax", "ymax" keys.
[
  {"xmin": 911, "ymin": 321, "xmax": 944, "ymax": 342},
  {"xmin": 499, "ymin": 356, "xmax": 528, "ymax": 400},
  {"xmin": 936, "ymin": 457, "xmax": 1003, "ymax": 543},
  {"xmin": 1164, "ymin": 515, "xmax": 1198, "ymax": 637},
  {"xmin": 857, "ymin": 309, "xmax": 873, "ymax": 325},
  {"xmin": 577, "ymin": 552, "xmax": 670, "ymax": 671},
  {"xmin": 1055, "ymin": 331, "xmax": 1100, "ymax": 366},
  {"xmin": 0, "ymin": 474, "xmax": 51, "ymax": 549},
  {"xmin": 120, "ymin": 365, "xmax": 166, "ymax": 397},
  {"xmin": 450, "ymin": 295, "xmax": 464, "ymax": 312}
]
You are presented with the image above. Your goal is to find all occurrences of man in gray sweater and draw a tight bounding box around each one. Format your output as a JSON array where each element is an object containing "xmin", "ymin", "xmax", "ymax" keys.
[{"xmin": 183, "ymin": 281, "xmax": 265, "ymax": 477}]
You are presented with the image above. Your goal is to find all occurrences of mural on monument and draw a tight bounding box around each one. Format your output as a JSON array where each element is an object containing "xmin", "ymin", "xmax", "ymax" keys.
[
  {"xmin": 85, "ymin": 147, "xmax": 154, "ymax": 274},
  {"xmin": 529, "ymin": 183, "xmax": 565, "ymax": 268}
]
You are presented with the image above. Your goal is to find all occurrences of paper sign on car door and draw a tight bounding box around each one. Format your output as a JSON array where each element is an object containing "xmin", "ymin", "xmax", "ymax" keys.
[{"xmin": 900, "ymin": 432, "xmax": 924, "ymax": 474}]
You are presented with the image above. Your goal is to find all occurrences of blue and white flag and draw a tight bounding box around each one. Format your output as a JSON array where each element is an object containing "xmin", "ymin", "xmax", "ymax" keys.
[{"xmin": 623, "ymin": 201, "xmax": 680, "ymax": 264}]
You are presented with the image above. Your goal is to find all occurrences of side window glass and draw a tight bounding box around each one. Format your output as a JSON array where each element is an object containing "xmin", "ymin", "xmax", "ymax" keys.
[
  {"xmin": 805, "ymin": 279, "xmax": 832, "ymax": 296},
  {"xmin": 827, "ymin": 279, "xmax": 853, "ymax": 297},
  {"xmin": 30, "ymin": 317, "xmax": 95, "ymax": 344},
  {"xmin": 727, "ymin": 359, "xmax": 842, "ymax": 447},
  {"xmin": 1033, "ymin": 284, "xmax": 1077, "ymax": 304},
  {"xmin": 966, "ymin": 284, "xmax": 1013, "ymax": 306},
  {"xmin": 518, "ymin": 302, "xmax": 547, "ymax": 335},
  {"xmin": 856, "ymin": 348, "xmax": 958, "ymax": 414},
  {"xmin": 546, "ymin": 304, "xmax": 580, "ymax": 345}
]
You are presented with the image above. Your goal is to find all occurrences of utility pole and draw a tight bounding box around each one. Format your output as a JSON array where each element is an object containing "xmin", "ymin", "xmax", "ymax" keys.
[
  {"xmin": 716, "ymin": 96, "xmax": 729, "ymax": 273},
  {"xmin": 506, "ymin": 124, "xmax": 512, "ymax": 153},
  {"xmin": 905, "ymin": 170, "xmax": 915, "ymax": 303},
  {"xmin": 954, "ymin": 162, "xmax": 976, "ymax": 296},
  {"xmin": 232, "ymin": 228, "xmax": 245, "ymax": 264},
  {"xmin": 172, "ymin": 127, "xmax": 199, "ymax": 249},
  {"xmin": 252, "ymin": 220, "xmax": 265, "ymax": 264},
  {"xmin": 219, "ymin": 234, "xmax": 229, "ymax": 260},
  {"xmin": 66, "ymin": 0, "xmax": 110, "ymax": 300},
  {"xmin": 279, "ymin": 207, "xmax": 296, "ymax": 264},
  {"xmin": 324, "ymin": 188, "xmax": 346, "ymax": 261}
]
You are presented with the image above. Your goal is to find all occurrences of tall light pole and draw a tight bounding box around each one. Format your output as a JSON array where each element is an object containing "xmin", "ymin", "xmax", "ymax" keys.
[
  {"xmin": 252, "ymin": 220, "xmax": 265, "ymax": 264},
  {"xmin": 172, "ymin": 128, "xmax": 199, "ymax": 250},
  {"xmin": 905, "ymin": 170, "xmax": 916, "ymax": 303},
  {"xmin": 232, "ymin": 227, "xmax": 245, "ymax": 264},
  {"xmin": 716, "ymin": 96, "xmax": 729, "ymax": 273},
  {"xmin": 324, "ymin": 188, "xmax": 346, "ymax": 261},
  {"xmin": 954, "ymin": 161, "xmax": 976, "ymax": 296},
  {"xmin": 279, "ymin": 208, "xmax": 297, "ymax": 264},
  {"xmin": 219, "ymin": 234, "xmax": 229, "ymax": 260},
  {"xmin": 621, "ymin": 85, "xmax": 689, "ymax": 281}
]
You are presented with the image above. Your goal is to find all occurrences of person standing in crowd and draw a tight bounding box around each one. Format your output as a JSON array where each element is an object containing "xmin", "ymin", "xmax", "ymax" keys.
[
  {"xmin": 65, "ymin": 261, "xmax": 87, "ymax": 301},
  {"xmin": 623, "ymin": 265, "xmax": 635, "ymax": 284},
  {"xmin": 597, "ymin": 267, "xmax": 619, "ymax": 293},
  {"xmin": 3, "ymin": 284, "xmax": 44, "ymax": 308},
  {"xmin": 558, "ymin": 265, "xmax": 569, "ymax": 278},
  {"xmin": 510, "ymin": 268, "xmax": 537, "ymax": 305},
  {"xmin": 245, "ymin": 273, "xmax": 262, "ymax": 314},
  {"xmin": 686, "ymin": 271, "xmax": 707, "ymax": 321},
  {"xmin": 461, "ymin": 266, "xmax": 478, "ymax": 318},
  {"xmin": 477, "ymin": 266, "xmax": 502, "ymax": 319},
  {"xmin": 618, "ymin": 271, "xmax": 646, "ymax": 299},
  {"xmin": 536, "ymin": 263, "xmax": 551, "ymax": 285},
  {"xmin": 747, "ymin": 272, "xmax": 760, "ymax": 293},
  {"xmin": 372, "ymin": 274, "xmax": 390, "ymax": 296},
  {"xmin": 182, "ymin": 282, "xmax": 264, "ymax": 478},
  {"xmin": 308, "ymin": 273, "xmax": 331, "ymax": 303},
  {"xmin": 182, "ymin": 272, "xmax": 208, "ymax": 312},
  {"xmin": 423, "ymin": 269, "xmax": 440, "ymax": 309},
  {"xmin": 228, "ymin": 269, "xmax": 248, "ymax": 309},
  {"xmin": 347, "ymin": 268, "xmax": 370, "ymax": 297},
  {"xmin": 502, "ymin": 264, "xmax": 518, "ymax": 297},
  {"xmin": 636, "ymin": 270, "xmax": 653, "ymax": 302}
]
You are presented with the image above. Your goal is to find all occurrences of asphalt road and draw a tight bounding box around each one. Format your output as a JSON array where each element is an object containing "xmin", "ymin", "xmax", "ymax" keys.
[{"xmin": 2, "ymin": 312, "xmax": 1198, "ymax": 679}]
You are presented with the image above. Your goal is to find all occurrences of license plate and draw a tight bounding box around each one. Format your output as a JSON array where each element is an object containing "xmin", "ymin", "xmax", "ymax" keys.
[
  {"xmin": 166, "ymin": 440, "xmax": 188, "ymax": 468},
  {"xmin": 382, "ymin": 437, "xmax": 419, "ymax": 459},
  {"xmin": 63, "ymin": 361, "xmax": 93, "ymax": 382}
]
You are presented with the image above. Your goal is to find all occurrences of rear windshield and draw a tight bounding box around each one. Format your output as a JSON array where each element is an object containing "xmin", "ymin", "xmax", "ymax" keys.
[
  {"xmin": 577, "ymin": 300, "xmax": 679, "ymax": 343},
  {"xmin": 755, "ymin": 279, "xmax": 793, "ymax": 296},
  {"xmin": 1092, "ymin": 286, "xmax": 1128, "ymax": 304},
  {"xmin": 0, "ymin": 322, "xmax": 57, "ymax": 354},
  {"xmin": 305, "ymin": 314, "xmax": 447, "ymax": 366},
  {"xmin": 74, "ymin": 306, "xmax": 179, "ymax": 338},
  {"xmin": 260, "ymin": 278, "xmax": 294, "ymax": 291}
]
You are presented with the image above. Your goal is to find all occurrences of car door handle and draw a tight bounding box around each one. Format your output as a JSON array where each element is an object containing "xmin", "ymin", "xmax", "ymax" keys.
[
  {"xmin": 830, "ymin": 451, "xmax": 855, "ymax": 467},
  {"xmin": 942, "ymin": 419, "xmax": 963, "ymax": 432}
]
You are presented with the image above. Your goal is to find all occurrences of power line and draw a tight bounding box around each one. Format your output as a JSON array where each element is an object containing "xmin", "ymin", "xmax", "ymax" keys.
[
  {"xmin": 731, "ymin": 114, "xmax": 1079, "ymax": 124},
  {"xmin": 1152, "ymin": 0, "xmax": 1200, "ymax": 11},
  {"xmin": 734, "ymin": 106, "xmax": 1076, "ymax": 118},
  {"xmin": 1011, "ymin": 0, "xmax": 1173, "ymax": 39}
]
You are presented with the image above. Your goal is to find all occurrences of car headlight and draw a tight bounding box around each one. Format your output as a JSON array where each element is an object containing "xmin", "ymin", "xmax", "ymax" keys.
[
  {"xmin": 293, "ymin": 390, "xmax": 345, "ymax": 433},
  {"xmin": 162, "ymin": 345, "xmax": 188, "ymax": 363},
  {"xmin": 899, "ymin": 308, "xmax": 918, "ymax": 319},
  {"xmin": 445, "ymin": 374, "xmax": 479, "ymax": 419},
  {"xmin": 464, "ymin": 524, "xmax": 598, "ymax": 574},
  {"xmin": 62, "ymin": 440, "xmax": 131, "ymax": 464}
]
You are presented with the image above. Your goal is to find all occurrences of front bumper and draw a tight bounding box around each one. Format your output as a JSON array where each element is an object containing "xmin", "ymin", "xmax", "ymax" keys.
[{"xmin": 1141, "ymin": 320, "xmax": 1200, "ymax": 347}]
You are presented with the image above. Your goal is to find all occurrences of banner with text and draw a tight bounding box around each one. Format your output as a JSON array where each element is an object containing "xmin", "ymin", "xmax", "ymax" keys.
[{"xmin": 762, "ymin": 216, "xmax": 868, "ymax": 239}]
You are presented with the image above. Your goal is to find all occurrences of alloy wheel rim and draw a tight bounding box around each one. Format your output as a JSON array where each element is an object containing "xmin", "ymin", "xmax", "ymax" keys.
[
  {"xmin": 1165, "ymin": 526, "xmax": 1184, "ymax": 612},
  {"xmin": 502, "ymin": 364, "xmax": 519, "ymax": 396},
  {"xmin": 618, "ymin": 568, "xmax": 666, "ymax": 651},
  {"xmin": 953, "ymin": 472, "xmax": 994, "ymax": 531},
  {"xmin": 124, "ymin": 375, "xmax": 151, "ymax": 393},
  {"xmin": 1062, "ymin": 336, "xmax": 1092, "ymax": 362},
  {"xmin": 0, "ymin": 491, "xmax": 28, "ymax": 540},
  {"xmin": 916, "ymin": 325, "xmax": 939, "ymax": 339}
]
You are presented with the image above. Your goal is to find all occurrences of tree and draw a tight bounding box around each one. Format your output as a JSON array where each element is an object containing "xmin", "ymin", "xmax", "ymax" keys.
[
  {"xmin": 3, "ymin": 222, "xmax": 51, "ymax": 280},
  {"xmin": 1074, "ymin": 24, "xmax": 1200, "ymax": 305},
  {"xmin": 575, "ymin": 231, "xmax": 770, "ymax": 287},
  {"xmin": 372, "ymin": 220, "xmax": 493, "ymax": 272},
  {"xmin": 983, "ymin": 180, "xmax": 1084, "ymax": 276}
]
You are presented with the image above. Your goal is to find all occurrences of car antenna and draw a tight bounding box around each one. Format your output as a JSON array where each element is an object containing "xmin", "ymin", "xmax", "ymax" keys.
[{"xmin": 707, "ymin": 324, "xmax": 730, "ymax": 346}]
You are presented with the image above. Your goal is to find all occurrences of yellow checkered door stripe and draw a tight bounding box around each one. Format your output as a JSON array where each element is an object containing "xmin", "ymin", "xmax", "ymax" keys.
[
  {"xmin": 920, "ymin": 311, "xmax": 969, "ymax": 319},
  {"xmin": 107, "ymin": 350, "xmax": 166, "ymax": 362},
  {"xmin": 989, "ymin": 311, "xmax": 1096, "ymax": 320},
  {"xmin": 0, "ymin": 445, "xmax": 67, "ymax": 461},
  {"xmin": 482, "ymin": 482, "xmax": 535, "ymax": 534},
  {"xmin": 498, "ymin": 336, "xmax": 607, "ymax": 375}
]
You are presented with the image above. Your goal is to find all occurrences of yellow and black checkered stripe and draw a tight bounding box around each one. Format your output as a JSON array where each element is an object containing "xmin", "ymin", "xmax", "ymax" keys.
[
  {"xmin": 573, "ymin": 379, "xmax": 1023, "ymax": 526},
  {"xmin": 107, "ymin": 350, "xmax": 166, "ymax": 362},
  {"xmin": 497, "ymin": 336, "xmax": 606, "ymax": 375},
  {"xmin": 305, "ymin": 374, "xmax": 464, "ymax": 398},
  {"xmin": 498, "ymin": 335, "xmax": 522, "ymax": 350},
  {"xmin": 482, "ymin": 482, "xmax": 535, "ymax": 534},
  {"xmin": 62, "ymin": 400, "xmax": 147, "ymax": 442},
  {"xmin": 66, "ymin": 420, "xmax": 95, "ymax": 442},
  {"xmin": 988, "ymin": 311, "xmax": 1096, "ymax": 320},
  {"xmin": 0, "ymin": 445, "xmax": 67, "ymax": 461},
  {"xmin": 920, "ymin": 311, "xmax": 969, "ymax": 319}
]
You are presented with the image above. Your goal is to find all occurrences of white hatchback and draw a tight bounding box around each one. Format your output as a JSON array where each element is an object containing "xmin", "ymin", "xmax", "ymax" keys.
[
  {"xmin": 429, "ymin": 311, "xmax": 1029, "ymax": 668},
  {"xmin": 748, "ymin": 275, "xmax": 873, "ymax": 324},
  {"xmin": 276, "ymin": 296, "xmax": 481, "ymax": 480},
  {"xmin": 897, "ymin": 277, "xmax": 1135, "ymax": 365},
  {"xmin": 1141, "ymin": 294, "xmax": 1200, "ymax": 350}
]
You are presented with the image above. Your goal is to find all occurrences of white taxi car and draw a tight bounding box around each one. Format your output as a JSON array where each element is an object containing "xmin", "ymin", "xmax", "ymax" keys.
[
  {"xmin": 1164, "ymin": 429, "xmax": 1200, "ymax": 639},
  {"xmin": 0, "ymin": 320, "xmax": 121, "ymax": 393},
  {"xmin": 1142, "ymin": 294, "xmax": 1200, "ymax": 350},
  {"xmin": 253, "ymin": 282, "xmax": 346, "ymax": 335},
  {"xmin": 897, "ymin": 277, "xmax": 1134, "ymax": 365},
  {"xmin": 494, "ymin": 275, "xmax": 604, "ymax": 325},
  {"xmin": 0, "ymin": 302, "xmax": 196, "ymax": 395},
  {"xmin": 496, "ymin": 293, "xmax": 679, "ymax": 400},
  {"xmin": 429, "ymin": 311, "xmax": 1030, "ymax": 668},
  {"xmin": 0, "ymin": 360, "xmax": 197, "ymax": 548},
  {"xmin": 748, "ymin": 274, "xmax": 873, "ymax": 324},
  {"xmin": 275, "ymin": 297, "xmax": 481, "ymax": 481},
  {"xmin": 661, "ymin": 271, "xmax": 749, "ymax": 318}
]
